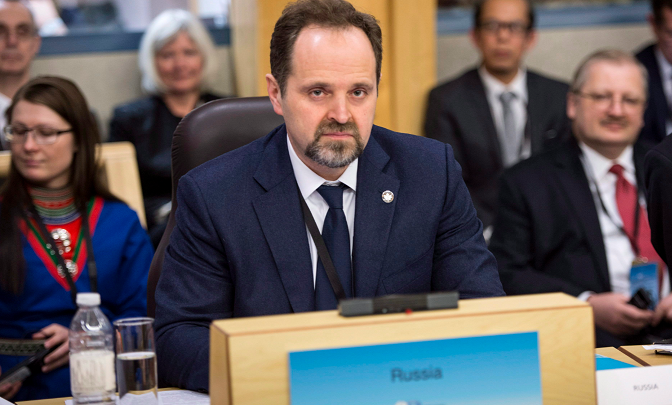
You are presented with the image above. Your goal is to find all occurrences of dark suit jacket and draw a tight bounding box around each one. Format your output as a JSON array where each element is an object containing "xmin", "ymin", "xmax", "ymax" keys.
[
  {"xmin": 489, "ymin": 138, "xmax": 664, "ymax": 346},
  {"xmin": 154, "ymin": 124, "xmax": 505, "ymax": 391},
  {"xmin": 645, "ymin": 134, "xmax": 672, "ymax": 266},
  {"xmin": 636, "ymin": 44, "xmax": 669, "ymax": 145},
  {"xmin": 424, "ymin": 68, "xmax": 570, "ymax": 229},
  {"xmin": 490, "ymin": 137, "xmax": 652, "ymax": 295}
]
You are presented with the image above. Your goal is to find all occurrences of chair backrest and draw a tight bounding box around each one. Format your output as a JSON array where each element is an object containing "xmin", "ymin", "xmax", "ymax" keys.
[
  {"xmin": 0, "ymin": 142, "xmax": 146, "ymax": 227},
  {"xmin": 147, "ymin": 96, "xmax": 285, "ymax": 317}
]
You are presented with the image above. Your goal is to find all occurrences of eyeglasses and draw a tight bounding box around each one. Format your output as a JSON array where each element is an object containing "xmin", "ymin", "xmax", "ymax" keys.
[
  {"xmin": 3, "ymin": 125, "xmax": 72, "ymax": 145},
  {"xmin": 574, "ymin": 92, "xmax": 646, "ymax": 110},
  {"xmin": 477, "ymin": 21, "xmax": 531, "ymax": 35}
]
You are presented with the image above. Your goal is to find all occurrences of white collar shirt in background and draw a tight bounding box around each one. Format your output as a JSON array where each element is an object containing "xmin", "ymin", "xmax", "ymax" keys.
[
  {"xmin": 287, "ymin": 134, "xmax": 357, "ymax": 287},
  {"xmin": 0, "ymin": 92, "xmax": 11, "ymax": 150},
  {"xmin": 579, "ymin": 142, "xmax": 670, "ymax": 298},
  {"xmin": 655, "ymin": 47, "xmax": 672, "ymax": 137},
  {"xmin": 479, "ymin": 66, "xmax": 530, "ymax": 163}
]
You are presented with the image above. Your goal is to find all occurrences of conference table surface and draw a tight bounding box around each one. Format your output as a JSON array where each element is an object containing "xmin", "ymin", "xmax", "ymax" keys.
[{"xmin": 14, "ymin": 346, "xmax": 672, "ymax": 405}]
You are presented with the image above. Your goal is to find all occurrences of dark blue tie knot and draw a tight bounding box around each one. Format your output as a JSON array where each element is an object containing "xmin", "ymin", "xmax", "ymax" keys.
[{"xmin": 317, "ymin": 184, "xmax": 346, "ymax": 209}]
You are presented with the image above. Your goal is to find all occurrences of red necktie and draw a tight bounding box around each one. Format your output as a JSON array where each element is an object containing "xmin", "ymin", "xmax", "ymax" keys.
[{"xmin": 609, "ymin": 164, "xmax": 663, "ymax": 289}]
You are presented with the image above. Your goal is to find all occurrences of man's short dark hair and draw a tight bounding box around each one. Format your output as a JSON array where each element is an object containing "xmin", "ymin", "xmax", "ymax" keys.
[
  {"xmin": 270, "ymin": 0, "xmax": 382, "ymax": 94},
  {"xmin": 651, "ymin": 0, "xmax": 672, "ymax": 25},
  {"xmin": 473, "ymin": 0, "xmax": 535, "ymax": 31}
]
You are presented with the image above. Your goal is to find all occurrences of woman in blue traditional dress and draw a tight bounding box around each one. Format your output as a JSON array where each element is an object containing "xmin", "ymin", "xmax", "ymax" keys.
[{"xmin": 0, "ymin": 77, "xmax": 154, "ymax": 401}]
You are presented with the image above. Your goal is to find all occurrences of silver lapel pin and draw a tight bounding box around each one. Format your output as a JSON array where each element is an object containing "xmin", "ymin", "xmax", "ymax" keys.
[{"xmin": 382, "ymin": 190, "xmax": 394, "ymax": 203}]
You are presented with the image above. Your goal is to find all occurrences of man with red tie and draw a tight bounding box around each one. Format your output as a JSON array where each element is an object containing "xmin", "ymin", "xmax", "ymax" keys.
[{"xmin": 489, "ymin": 49, "xmax": 672, "ymax": 347}]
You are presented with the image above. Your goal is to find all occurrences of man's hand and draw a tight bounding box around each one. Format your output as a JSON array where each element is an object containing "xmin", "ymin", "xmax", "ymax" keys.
[
  {"xmin": 0, "ymin": 367, "xmax": 22, "ymax": 400},
  {"xmin": 588, "ymin": 293, "xmax": 654, "ymax": 336},
  {"xmin": 653, "ymin": 294, "xmax": 672, "ymax": 327},
  {"xmin": 32, "ymin": 323, "xmax": 70, "ymax": 373}
]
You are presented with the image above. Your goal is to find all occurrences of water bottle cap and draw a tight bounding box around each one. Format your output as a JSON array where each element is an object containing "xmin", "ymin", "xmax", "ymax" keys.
[{"xmin": 76, "ymin": 292, "xmax": 100, "ymax": 306}]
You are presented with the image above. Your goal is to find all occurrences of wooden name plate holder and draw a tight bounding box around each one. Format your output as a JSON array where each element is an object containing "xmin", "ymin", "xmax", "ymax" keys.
[{"xmin": 210, "ymin": 292, "xmax": 596, "ymax": 404}]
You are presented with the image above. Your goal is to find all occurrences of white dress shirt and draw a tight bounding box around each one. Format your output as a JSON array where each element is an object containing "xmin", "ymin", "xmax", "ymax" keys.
[
  {"xmin": 655, "ymin": 47, "xmax": 672, "ymax": 137},
  {"xmin": 287, "ymin": 135, "xmax": 357, "ymax": 287},
  {"xmin": 579, "ymin": 143, "xmax": 670, "ymax": 299},
  {"xmin": 478, "ymin": 66, "xmax": 530, "ymax": 164},
  {"xmin": 0, "ymin": 92, "xmax": 10, "ymax": 150}
]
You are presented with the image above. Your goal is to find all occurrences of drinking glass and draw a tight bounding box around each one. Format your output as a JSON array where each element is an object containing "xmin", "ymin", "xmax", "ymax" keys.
[{"xmin": 114, "ymin": 317, "xmax": 158, "ymax": 405}]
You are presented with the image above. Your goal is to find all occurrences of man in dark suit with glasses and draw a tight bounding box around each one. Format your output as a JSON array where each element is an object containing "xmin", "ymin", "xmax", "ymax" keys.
[{"xmin": 424, "ymin": 0, "xmax": 569, "ymax": 236}]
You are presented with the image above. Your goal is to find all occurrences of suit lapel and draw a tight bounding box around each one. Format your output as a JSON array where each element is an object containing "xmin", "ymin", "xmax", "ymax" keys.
[
  {"xmin": 252, "ymin": 126, "xmax": 315, "ymax": 312},
  {"xmin": 633, "ymin": 142, "xmax": 649, "ymax": 193},
  {"xmin": 644, "ymin": 48, "xmax": 669, "ymax": 139},
  {"xmin": 526, "ymin": 73, "xmax": 544, "ymax": 154},
  {"xmin": 553, "ymin": 138, "xmax": 611, "ymax": 291},
  {"xmin": 467, "ymin": 70, "xmax": 503, "ymax": 168},
  {"xmin": 352, "ymin": 132, "xmax": 400, "ymax": 297}
]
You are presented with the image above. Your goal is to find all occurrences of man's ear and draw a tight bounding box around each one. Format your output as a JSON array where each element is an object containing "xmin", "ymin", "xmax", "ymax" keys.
[
  {"xmin": 469, "ymin": 28, "xmax": 479, "ymax": 49},
  {"xmin": 266, "ymin": 74, "xmax": 284, "ymax": 116},
  {"xmin": 648, "ymin": 13, "xmax": 657, "ymax": 31},
  {"xmin": 30, "ymin": 35, "xmax": 41, "ymax": 59},
  {"xmin": 523, "ymin": 29, "xmax": 537, "ymax": 53},
  {"xmin": 566, "ymin": 91, "xmax": 576, "ymax": 120}
]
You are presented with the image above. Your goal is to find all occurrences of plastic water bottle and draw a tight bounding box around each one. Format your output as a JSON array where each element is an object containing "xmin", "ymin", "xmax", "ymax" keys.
[{"xmin": 69, "ymin": 293, "xmax": 116, "ymax": 405}]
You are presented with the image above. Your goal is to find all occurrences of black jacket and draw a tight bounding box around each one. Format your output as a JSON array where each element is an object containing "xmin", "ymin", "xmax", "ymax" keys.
[
  {"xmin": 636, "ymin": 44, "xmax": 669, "ymax": 145},
  {"xmin": 645, "ymin": 133, "xmax": 672, "ymax": 266},
  {"xmin": 490, "ymin": 137, "xmax": 650, "ymax": 297},
  {"xmin": 108, "ymin": 93, "xmax": 222, "ymax": 202}
]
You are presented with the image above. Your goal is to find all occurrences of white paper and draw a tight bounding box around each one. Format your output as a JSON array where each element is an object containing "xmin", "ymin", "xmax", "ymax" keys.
[
  {"xmin": 597, "ymin": 364, "xmax": 672, "ymax": 405},
  {"xmin": 158, "ymin": 391, "xmax": 209, "ymax": 405},
  {"xmin": 643, "ymin": 344, "xmax": 672, "ymax": 351},
  {"xmin": 65, "ymin": 391, "xmax": 209, "ymax": 405},
  {"xmin": 0, "ymin": 396, "xmax": 13, "ymax": 405}
]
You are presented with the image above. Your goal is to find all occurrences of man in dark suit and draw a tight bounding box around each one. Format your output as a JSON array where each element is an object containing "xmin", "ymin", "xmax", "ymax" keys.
[
  {"xmin": 154, "ymin": 0, "xmax": 504, "ymax": 392},
  {"xmin": 646, "ymin": 134, "xmax": 672, "ymax": 267},
  {"xmin": 635, "ymin": 0, "xmax": 672, "ymax": 145},
  {"xmin": 424, "ymin": 0, "xmax": 569, "ymax": 233},
  {"xmin": 490, "ymin": 50, "xmax": 672, "ymax": 347},
  {"xmin": 646, "ymin": 135, "xmax": 672, "ymax": 324}
]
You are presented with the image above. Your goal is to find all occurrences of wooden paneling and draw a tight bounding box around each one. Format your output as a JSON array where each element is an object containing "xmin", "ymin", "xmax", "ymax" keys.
[
  {"xmin": 389, "ymin": 0, "xmax": 436, "ymax": 135},
  {"xmin": 211, "ymin": 293, "xmax": 597, "ymax": 405},
  {"xmin": 97, "ymin": 142, "xmax": 146, "ymax": 227},
  {"xmin": 230, "ymin": 0, "xmax": 260, "ymax": 97}
]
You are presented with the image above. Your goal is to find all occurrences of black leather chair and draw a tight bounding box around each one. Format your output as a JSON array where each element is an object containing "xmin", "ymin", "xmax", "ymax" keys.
[{"xmin": 147, "ymin": 97, "xmax": 285, "ymax": 316}]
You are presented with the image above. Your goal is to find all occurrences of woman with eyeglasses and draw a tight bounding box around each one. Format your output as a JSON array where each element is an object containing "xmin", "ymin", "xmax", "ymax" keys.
[{"xmin": 0, "ymin": 77, "xmax": 153, "ymax": 401}]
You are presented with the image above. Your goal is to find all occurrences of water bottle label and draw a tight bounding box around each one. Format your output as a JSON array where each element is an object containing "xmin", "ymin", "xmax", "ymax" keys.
[{"xmin": 70, "ymin": 350, "xmax": 116, "ymax": 393}]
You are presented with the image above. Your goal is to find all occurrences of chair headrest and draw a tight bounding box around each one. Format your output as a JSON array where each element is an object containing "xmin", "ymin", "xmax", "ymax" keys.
[{"xmin": 171, "ymin": 96, "xmax": 285, "ymax": 194}]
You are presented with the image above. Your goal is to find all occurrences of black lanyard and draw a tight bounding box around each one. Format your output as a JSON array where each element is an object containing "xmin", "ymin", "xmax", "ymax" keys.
[
  {"xmin": 297, "ymin": 186, "xmax": 349, "ymax": 301},
  {"xmin": 581, "ymin": 155, "xmax": 642, "ymax": 257},
  {"xmin": 26, "ymin": 205, "xmax": 97, "ymax": 306}
]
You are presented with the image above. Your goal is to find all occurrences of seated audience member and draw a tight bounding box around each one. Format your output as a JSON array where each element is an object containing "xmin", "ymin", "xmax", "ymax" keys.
[
  {"xmin": 0, "ymin": 0, "xmax": 41, "ymax": 151},
  {"xmin": 645, "ymin": 134, "xmax": 672, "ymax": 268},
  {"xmin": 0, "ymin": 77, "xmax": 153, "ymax": 401},
  {"xmin": 636, "ymin": 0, "xmax": 672, "ymax": 145},
  {"xmin": 155, "ymin": 0, "xmax": 504, "ymax": 392},
  {"xmin": 109, "ymin": 9, "xmax": 225, "ymax": 246},
  {"xmin": 490, "ymin": 50, "xmax": 672, "ymax": 347},
  {"xmin": 424, "ymin": 0, "xmax": 569, "ymax": 233}
]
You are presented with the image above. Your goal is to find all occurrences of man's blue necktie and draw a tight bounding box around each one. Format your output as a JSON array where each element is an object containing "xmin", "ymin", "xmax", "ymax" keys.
[{"xmin": 314, "ymin": 183, "xmax": 352, "ymax": 310}]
